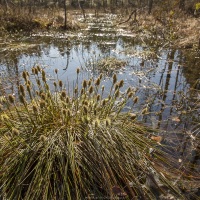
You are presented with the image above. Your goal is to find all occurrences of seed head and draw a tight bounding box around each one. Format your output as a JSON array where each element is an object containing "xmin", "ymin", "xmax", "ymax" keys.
[
  {"xmin": 19, "ymin": 85, "xmax": 25, "ymax": 96},
  {"xmin": 99, "ymin": 73, "xmax": 103, "ymax": 80},
  {"xmin": 112, "ymin": 74, "xmax": 117, "ymax": 84},
  {"xmin": 12, "ymin": 128, "xmax": 19, "ymax": 136},
  {"xmin": 88, "ymin": 80, "xmax": 92, "ymax": 87},
  {"xmin": 95, "ymin": 78, "xmax": 100, "ymax": 86},
  {"xmin": 127, "ymin": 87, "xmax": 131, "ymax": 94},
  {"xmin": 55, "ymin": 69, "xmax": 58, "ymax": 74},
  {"xmin": 8, "ymin": 94, "xmax": 15, "ymax": 104},
  {"xmin": 35, "ymin": 68, "xmax": 38, "ymax": 75},
  {"xmin": 114, "ymin": 84, "xmax": 119, "ymax": 91},
  {"xmin": 45, "ymin": 84, "xmax": 49, "ymax": 90},
  {"xmin": 53, "ymin": 81, "xmax": 57, "ymax": 87},
  {"xmin": 42, "ymin": 75, "xmax": 46, "ymax": 83},
  {"xmin": 59, "ymin": 80, "xmax": 63, "ymax": 88},
  {"xmin": 66, "ymin": 96, "xmax": 70, "ymax": 104},
  {"xmin": 62, "ymin": 109, "xmax": 67, "ymax": 115},
  {"xmin": 42, "ymin": 70, "xmax": 46, "ymax": 77},
  {"xmin": 89, "ymin": 86, "xmax": 94, "ymax": 94},
  {"xmin": 26, "ymin": 84, "xmax": 31, "ymax": 93},
  {"xmin": 41, "ymin": 93, "xmax": 46, "ymax": 100},
  {"xmin": 22, "ymin": 71, "xmax": 27, "ymax": 81},
  {"xmin": 37, "ymin": 65, "xmax": 41, "ymax": 72},
  {"xmin": 32, "ymin": 67, "xmax": 36, "ymax": 74},
  {"xmin": 40, "ymin": 100, "xmax": 46, "ymax": 109},
  {"xmin": 119, "ymin": 80, "xmax": 124, "ymax": 88},
  {"xmin": 82, "ymin": 80, "xmax": 87, "ymax": 88},
  {"xmin": 61, "ymin": 91, "xmax": 67, "ymax": 98},
  {"xmin": 84, "ymin": 100, "xmax": 88, "ymax": 106},
  {"xmin": 96, "ymin": 94, "xmax": 101, "ymax": 101},
  {"xmin": 102, "ymin": 85, "xmax": 105, "ymax": 92},
  {"xmin": 76, "ymin": 68, "xmax": 80, "ymax": 74},
  {"xmin": 74, "ymin": 87, "xmax": 78, "ymax": 94},
  {"xmin": 81, "ymin": 88, "xmax": 84, "ymax": 95},
  {"xmin": 102, "ymin": 99, "xmax": 106, "ymax": 106},
  {"xmin": 142, "ymin": 107, "xmax": 148, "ymax": 114},
  {"xmin": 133, "ymin": 96, "xmax": 139, "ymax": 104},
  {"xmin": 32, "ymin": 105, "xmax": 38, "ymax": 113},
  {"xmin": 27, "ymin": 80, "xmax": 31, "ymax": 86},
  {"xmin": 128, "ymin": 92, "xmax": 134, "ymax": 98},
  {"xmin": 36, "ymin": 79, "xmax": 41, "ymax": 86},
  {"xmin": 39, "ymin": 135, "xmax": 47, "ymax": 142}
]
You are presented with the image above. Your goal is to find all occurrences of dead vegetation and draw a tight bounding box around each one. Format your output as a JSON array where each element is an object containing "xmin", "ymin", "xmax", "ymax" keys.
[
  {"xmin": 0, "ymin": 6, "xmax": 81, "ymax": 35},
  {"xmin": 116, "ymin": 8, "xmax": 200, "ymax": 49}
]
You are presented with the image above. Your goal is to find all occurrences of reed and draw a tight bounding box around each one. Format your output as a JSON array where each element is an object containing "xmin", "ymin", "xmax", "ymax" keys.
[{"xmin": 0, "ymin": 67, "xmax": 183, "ymax": 199}]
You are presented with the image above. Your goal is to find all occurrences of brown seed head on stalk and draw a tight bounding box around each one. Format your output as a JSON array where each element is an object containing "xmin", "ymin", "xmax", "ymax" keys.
[
  {"xmin": 95, "ymin": 78, "xmax": 100, "ymax": 86},
  {"xmin": 128, "ymin": 92, "xmax": 134, "ymax": 98},
  {"xmin": 53, "ymin": 82, "xmax": 57, "ymax": 87},
  {"xmin": 19, "ymin": 85, "xmax": 25, "ymax": 96},
  {"xmin": 42, "ymin": 70, "xmax": 46, "ymax": 78},
  {"xmin": 8, "ymin": 94, "xmax": 15, "ymax": 104},
  {"xmin": 112, "ymin": 74, "xmax": 117, "ymax": 84},
  {"xmin": 59, "ymin": 80, "xmax": 63, "ymax": 88},
  {"xmin": 61, "ymin": 91, "xmax": 67, "ymax": 98},
  {"xmin": 22, "ymin": 71, "xmax": 27, "ymax": 81},
  {"xmin": 40, "ymin": 100, "xmax": 46, "ymax": 109},
  {"xmin": 97, "ymin": 94, "xmax": 100, "ymax": 101},
  {"xmin": 12, "ymin": 128, "xmax": 19, "ymax": 136},
  {"xmin": 32, "ymin": 67, "xmax": 36, "ymax": 74},
  {"xmin": 133, "ymin": 96, "xmax": 139, "ymax": 104},
  {"xmin": 89, "ymin": 86, "xmax": 94, "ymax": 94},
  {"xmin": 119, "ymin": 80, "xmax": 124, "ymax": 88},
  {"xmin": 37, "ymin": 65, "xmax": 41, "ymax": 72},
  {"xmin": 82, "ymin": 80, "xmax": 87, "ymax": 88}
]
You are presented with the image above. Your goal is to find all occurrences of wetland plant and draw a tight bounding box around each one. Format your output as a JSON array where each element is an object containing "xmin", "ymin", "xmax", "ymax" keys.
[{"xmin": 0, "ymin": 67, "xmax": 183, "ymax": 199}]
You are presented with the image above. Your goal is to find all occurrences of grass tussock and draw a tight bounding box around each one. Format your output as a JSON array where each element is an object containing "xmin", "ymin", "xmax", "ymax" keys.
[{"xmin": 0, "ymin": 67, "xmax": 184, "ymax": 199}]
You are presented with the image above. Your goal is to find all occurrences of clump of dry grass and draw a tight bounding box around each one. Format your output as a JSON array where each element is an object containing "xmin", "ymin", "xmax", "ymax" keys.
[{"xmin": 0, "ymin": 67, "xmax": 184, "ymax": 199}]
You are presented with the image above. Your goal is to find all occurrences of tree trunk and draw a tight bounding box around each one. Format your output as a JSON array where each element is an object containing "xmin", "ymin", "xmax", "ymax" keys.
[
  {"xmin": 64, "ymin": 0, "xmax": 67, "ymax": 30},
  {"xmin": 148, "ymin": 0, "xmax": 153, "ymax": 14},
  {"xmin": 179, "ymin": 0, "xmax": 185, "ymax": 10}
]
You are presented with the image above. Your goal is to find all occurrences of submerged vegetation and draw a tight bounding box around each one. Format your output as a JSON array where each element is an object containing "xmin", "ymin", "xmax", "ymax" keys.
[
  {"xmin": 0, "ymin": 67, "xmax": 192, "ymax": 199},
  {"xmin": 87, "ymin": 56, "xmax": 127, "ymax": 75}
]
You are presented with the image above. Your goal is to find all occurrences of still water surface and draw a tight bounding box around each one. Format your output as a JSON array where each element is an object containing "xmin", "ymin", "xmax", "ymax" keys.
[{"xmin": 0, "ymin": 13, "xmax": 199, "ymax": 133}]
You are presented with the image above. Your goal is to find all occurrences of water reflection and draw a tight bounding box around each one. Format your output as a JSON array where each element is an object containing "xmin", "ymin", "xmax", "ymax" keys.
[{"xmin": 0, "ymin": 13, "xmax": 199, "ymax": 131}]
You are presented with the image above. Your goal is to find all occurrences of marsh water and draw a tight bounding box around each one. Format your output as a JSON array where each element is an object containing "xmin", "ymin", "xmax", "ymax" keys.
[{"xmin": 0, "ymin": 13, "xmax": 200, "ymax": 167}]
